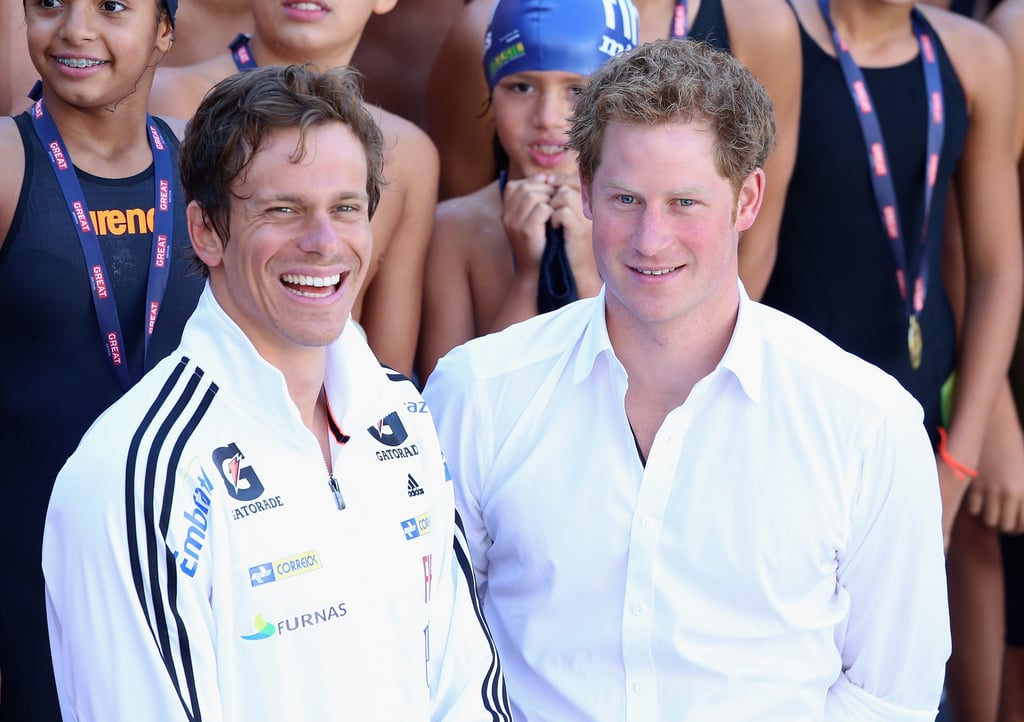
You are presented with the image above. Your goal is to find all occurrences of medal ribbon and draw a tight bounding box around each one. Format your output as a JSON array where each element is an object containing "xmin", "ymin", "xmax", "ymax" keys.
[
  {"xmin": 671, "ymin": 0, "xmax": 688, "ymax": 40},
  {"xmin": 31, "ymin": 99, "xmax": 175, "ymax": 391},
  {"xmin": 230, "ymin": 33, "xmax": 259, "ymax": 71},
  {"xmin": 818, "ymin": 0, "xmax": 944, "ymax": 341}
]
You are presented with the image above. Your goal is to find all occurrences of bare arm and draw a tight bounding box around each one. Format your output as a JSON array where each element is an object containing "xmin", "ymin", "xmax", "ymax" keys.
[
  {"xmin": 417, "ymin": 194, "xmax": 489, "ymax": 382},
  {"xmin": 0, "ymin": 117, "xmax": 26, "ymax": 254},
  {"xmin": 358, "ymin": 116, "xmax": 439, "ymax": 378},
  {"xmin": 932, "ymin": 10, "xmax": 1024, "ymax": 538},
  {"xmin": 726, "ymin": 0, "xmax": 802, "ymax": 299},
  {"xmin": 951, "ymin": 0, "xmax": 1024, "ymax": 536},
  {"xmin": 148, "ymin": 60, "xmax": 230, "ymax": 120},
  {"xmin": 426, "ymin": 0, "xmax": 498, "ymax": 200}
]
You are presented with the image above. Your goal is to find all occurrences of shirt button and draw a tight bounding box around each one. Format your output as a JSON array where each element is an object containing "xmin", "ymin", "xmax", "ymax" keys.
[
  {"xmin": 631, "ymin": 604, "xmax": 644, "ymax": 616},
  {"xmin": 634, "ymin": 682, "xmax": 644, "ymax": 694},
  {"xmin": 641, "ymin": 517, "xmax": 655, "ymax": 529}
]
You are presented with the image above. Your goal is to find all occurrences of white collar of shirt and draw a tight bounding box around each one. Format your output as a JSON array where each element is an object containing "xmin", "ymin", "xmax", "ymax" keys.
[
  {"xmin": 572, "ymin": 280, "xmax": 763, "ymax": 404},
  {"xmin": 180, "ymin": 284, "xmax": 387, "ymax": 437}
]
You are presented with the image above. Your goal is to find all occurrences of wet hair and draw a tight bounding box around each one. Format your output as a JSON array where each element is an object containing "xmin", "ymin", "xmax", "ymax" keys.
[
  {"xmin": 568, "ymin": 39, "xmax": 777, "ymax": 195},
  {"xmin": 179, "ymin": 64, "xmax": 386, "ymax": 274}
]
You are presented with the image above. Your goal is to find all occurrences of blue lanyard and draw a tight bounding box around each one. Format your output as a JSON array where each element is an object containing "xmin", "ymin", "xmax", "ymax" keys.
[
  {"xmin": 230, "ymin": 33, "xmax": 259, "ymax": 71},
  {"xmin": 31, "ymin": 99, "xmax": 175, "ymax": 391},
  {"xmin": 671, "ymin": 0, "xmax": 688, "ymax": 39},
  {"xmin": 818, "ymin": 0, "xmax": 945, "ymax": 369}
]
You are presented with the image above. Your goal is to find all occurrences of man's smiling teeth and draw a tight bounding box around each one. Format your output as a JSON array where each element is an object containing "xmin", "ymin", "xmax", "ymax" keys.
[
  {"xmin": 57, "ymin": 58, "xmax": 105, "ymax": 68},
  {"xmin": 287, "ymin": 2, "xmax": 325, "ymax": 9},
  {"xmin": 533, "ymin": 144, "xmax": 567, "ymax": 154},
  {"xmin": 281, "ymin": 273, "xmax": 340, "ymax": 287},
  {"xmin": 635, "ymin": 266, "xmax": 679, "ymax": 276}
]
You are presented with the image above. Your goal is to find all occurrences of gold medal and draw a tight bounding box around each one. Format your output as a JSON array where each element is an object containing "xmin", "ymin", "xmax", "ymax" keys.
[{"xmin": 908, "ymin": 314, "xmax": 923, "ymax": 370}]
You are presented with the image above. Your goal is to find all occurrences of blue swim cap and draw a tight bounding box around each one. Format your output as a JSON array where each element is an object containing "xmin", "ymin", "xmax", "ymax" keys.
[
  {"xmin": 164, "ymin": 0, "xmax": 177, "ymax": 27},
  {"xmin": 483, "ymin": 0, "xmax": 639, "ymax": 92}
]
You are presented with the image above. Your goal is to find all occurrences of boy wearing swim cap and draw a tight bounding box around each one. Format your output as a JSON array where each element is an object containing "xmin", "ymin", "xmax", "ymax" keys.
[
  {"xmin": 428, "ymin": 0, "xmax": 800, "ymax": 299},
  {"xmin": 417, "ymin": 0, "xmax": 638, "ymax": 380},
  {"xmin": 0, "ymin": 1, "xmax": 201, "ymax": 720}
]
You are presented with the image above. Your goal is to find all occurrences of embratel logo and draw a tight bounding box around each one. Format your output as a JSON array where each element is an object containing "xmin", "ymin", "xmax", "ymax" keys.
[
  {"xmin": 240, "ymin": 603, "xmax": 348, "ymax": 641},
  {"xmin": 402, "ymin": 514, "xmax": 431, "ymax": 541},
  {"xmin": 213, "ymin": 442, "xmax": 264, "ymax": 501},
  {"xmin": 249, "ymin": 550, "xmax": 323, "ymax": 587},
  {"xmin": 170, "ymin": 466, "xmax": 216, "ymax": 578}
]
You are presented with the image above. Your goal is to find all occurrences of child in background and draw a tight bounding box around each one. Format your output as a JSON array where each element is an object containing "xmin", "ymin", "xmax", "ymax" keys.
[
  {"xmin": 0, "ymin": 1, "xmax": 204, "ymax": 719},
  {"xmin": 417, "ymin": 0, "xmax": 638, "ymax": 380}
]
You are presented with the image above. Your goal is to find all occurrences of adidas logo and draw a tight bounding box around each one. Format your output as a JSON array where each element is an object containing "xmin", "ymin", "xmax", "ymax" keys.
[{"xmin": 407, "ymin": 474, "xmax": 424, "ymax": 498}]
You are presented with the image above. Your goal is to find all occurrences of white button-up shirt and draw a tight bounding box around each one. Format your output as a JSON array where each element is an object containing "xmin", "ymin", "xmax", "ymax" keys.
[{"xmin": 424, "ymin": 285, "xmax": 950, "ymax": 722}]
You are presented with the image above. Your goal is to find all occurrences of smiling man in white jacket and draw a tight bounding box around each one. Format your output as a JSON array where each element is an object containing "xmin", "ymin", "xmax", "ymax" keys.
[{"xmin": 42, "ymin": 64, "xmax": 510, "ymax": 722}]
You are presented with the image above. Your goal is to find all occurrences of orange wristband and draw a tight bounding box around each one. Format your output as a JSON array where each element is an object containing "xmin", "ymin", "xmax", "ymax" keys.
[{"xmin": 937, "ymin": 426, "xmax": 978, "ymax": 482}]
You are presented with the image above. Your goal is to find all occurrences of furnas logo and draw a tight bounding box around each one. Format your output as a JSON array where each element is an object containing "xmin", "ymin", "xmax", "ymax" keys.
[
  {"xmin": 170, "ymin": 467, "xmax": 217, "ymax": 578},
  {"xmin": 249, "ymin": 550, "xmax": 323, "ymax": 587},
  {"xmin": 368, "ymin": 411, "xmax": 409, "ymax": 447},
  {"xmin": 240, "ymin": 602, "xmax": 348, "ymax": 641},
  {"xmin": 213, "ymin": 442, "xmax": 264, "ymax": 501}
]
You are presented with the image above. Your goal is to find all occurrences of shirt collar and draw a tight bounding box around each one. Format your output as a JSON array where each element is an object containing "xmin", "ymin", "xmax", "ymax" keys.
[
  {"xmin": 181, "ymin": 284, "xmax": 385, "ymax": 432},
  {"xmin": 570, "ymin": 281, "xmax": 764, "ymax": 403}
]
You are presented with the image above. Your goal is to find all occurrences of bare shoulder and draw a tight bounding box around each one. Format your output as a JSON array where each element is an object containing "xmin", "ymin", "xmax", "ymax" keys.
[
  {"xmin": 0, "ymin": 116, "xmax": 26, "ymax": 251},
  {"xmin": 919, "ymin": 4, "xmax": 1012, "ymax": 98},
  {"xmin": 722, "ymin": 0, "xmax": 799, "ymax": 55},
  {"xmin": 150, "ymin": 54, "xmax": 236, "ymax": 119},
  {"xmin": 987, "ymin": 0, "xmax": 1024, "ymax": 46},
  {"xmin": 434, "ymin": 183, "xmax": 504, "ymax": 257},
  {"xmin": 155, "ymin": 115, "xmax": 189, "ymax": 141},
  {"xmin": 368, "ymin": 104, "xmax": 440, "ymax": 180},
  {"xmin": 721, "ymin": 0, "xmax": 801, "ymax": 103}
]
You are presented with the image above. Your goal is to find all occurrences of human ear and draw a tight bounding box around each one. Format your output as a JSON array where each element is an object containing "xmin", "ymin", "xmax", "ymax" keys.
[
  {"xmin": 188, "ymin": 201, "xmax": 225, "ymax": 269},
  {"xmin": 735, "ymin": 168, "xmax": 766, "ymax": 232}
]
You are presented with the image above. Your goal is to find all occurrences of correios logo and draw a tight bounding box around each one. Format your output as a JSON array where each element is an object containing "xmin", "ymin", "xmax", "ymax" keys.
[{"xmin": 240, "ymin": 602, "xmax": 348, "ymax": 641}]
